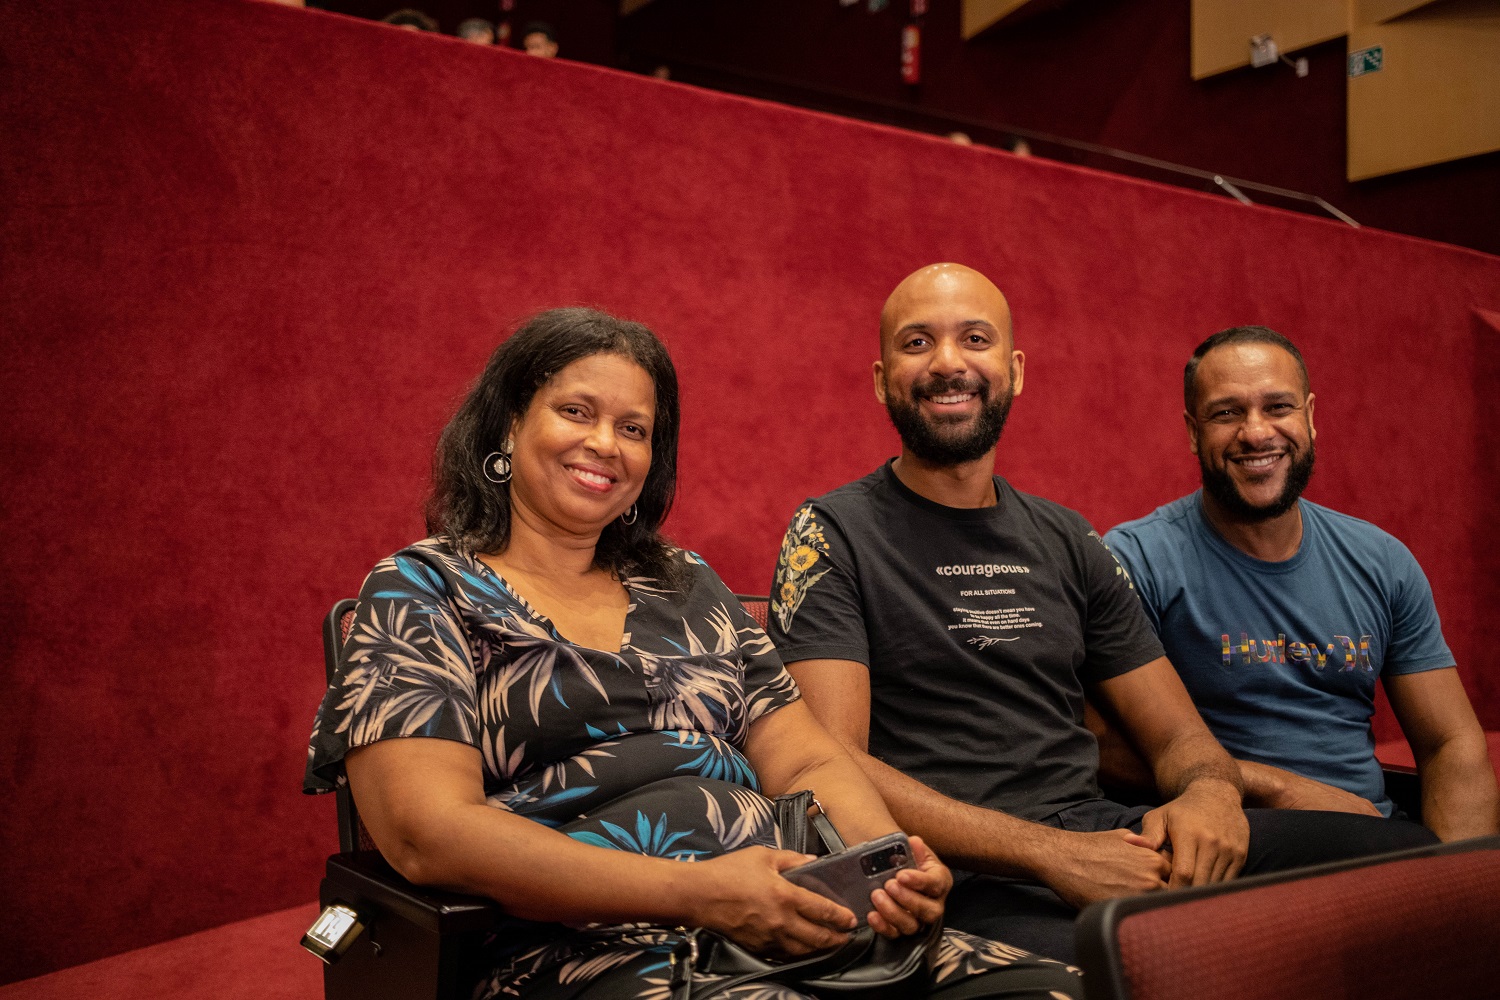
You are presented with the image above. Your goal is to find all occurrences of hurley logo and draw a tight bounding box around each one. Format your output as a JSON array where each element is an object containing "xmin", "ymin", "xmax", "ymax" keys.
[{"xmin": 1222, "ymin": 632, "xmax": 1373, "ymax": 671}]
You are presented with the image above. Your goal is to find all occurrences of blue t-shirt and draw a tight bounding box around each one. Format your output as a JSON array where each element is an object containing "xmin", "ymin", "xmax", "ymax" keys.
[{"xmin": 1104, "ymin": 493, "xmax": 1454, "ymax": 816}]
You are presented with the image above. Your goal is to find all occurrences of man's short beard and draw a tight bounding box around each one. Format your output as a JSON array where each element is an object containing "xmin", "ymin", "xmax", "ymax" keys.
[
  {"xmin": 1200, "ymin": 443, "xmax": 1315, "ymax": 522},
  {"xmin": 884, "ymin": 373, "xmax": 1015, "ymax": 466}
]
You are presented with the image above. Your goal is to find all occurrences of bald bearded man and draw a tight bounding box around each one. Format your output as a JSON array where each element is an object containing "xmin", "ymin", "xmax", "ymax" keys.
[{"xmin": 768, "ymin": 264, "xmax": 1435, "ymax": 962}]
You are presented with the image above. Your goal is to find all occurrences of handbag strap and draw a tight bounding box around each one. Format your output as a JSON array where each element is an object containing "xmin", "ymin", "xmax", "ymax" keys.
[
  {"xmin": 670, "ymin": 926, "xmax": 879, "ymax": 1000},
  {"xmin": 810, "ymin": 807, "xmax": 846, "ymax": 854},
  {"xmin": 774, "ymin": 790, "xmax": 817, "ymax": 855},
  {"xmin": 773, "ymin": 790, "xmax": 846, "ymax": 855}
]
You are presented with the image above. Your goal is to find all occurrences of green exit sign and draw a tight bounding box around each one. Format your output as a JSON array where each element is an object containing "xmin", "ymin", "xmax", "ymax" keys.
[{"xmin": 1349, "ymin": 46, "xmax": 1384, "ymax": 78}]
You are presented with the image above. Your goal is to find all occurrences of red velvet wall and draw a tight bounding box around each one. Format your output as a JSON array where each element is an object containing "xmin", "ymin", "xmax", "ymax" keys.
[{"xmin": 2, "ymin": 0, "xmax": 1497, "ymax": 984}]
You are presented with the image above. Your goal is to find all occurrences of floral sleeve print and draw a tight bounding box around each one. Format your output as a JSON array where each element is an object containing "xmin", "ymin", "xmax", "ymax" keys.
[{"xmin": 771, "ymin": 504, "xmax": 832, "ymax": 633}]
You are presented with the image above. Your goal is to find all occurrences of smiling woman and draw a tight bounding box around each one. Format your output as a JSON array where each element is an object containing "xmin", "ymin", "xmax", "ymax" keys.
[
  {"xmin": 303, "ymin": 307, "xmax": 1084, "ymax": 999},
  {"xmin": 426, "ymin": 308, "xmax": 686, "ymax": 593}
]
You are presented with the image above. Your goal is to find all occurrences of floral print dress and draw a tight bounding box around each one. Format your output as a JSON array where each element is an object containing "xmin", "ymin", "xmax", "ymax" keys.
[{"xmin": 305, "ymin": 539, "xmax": 1080, "ymax": 1000}]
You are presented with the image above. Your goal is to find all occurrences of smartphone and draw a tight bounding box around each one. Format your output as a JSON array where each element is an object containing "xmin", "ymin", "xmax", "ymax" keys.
[{"xmin": 781, "ymin": 832, "xmax": 915, "ymax": 926}]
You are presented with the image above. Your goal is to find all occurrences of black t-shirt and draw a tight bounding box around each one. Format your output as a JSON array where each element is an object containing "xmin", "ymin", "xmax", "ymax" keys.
[{"xmin": 768, "ymin": 461, "xmax": 1164, "ymax": 823}]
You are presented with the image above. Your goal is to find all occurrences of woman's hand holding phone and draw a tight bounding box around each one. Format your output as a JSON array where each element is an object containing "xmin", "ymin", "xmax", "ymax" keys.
[
  {"xmin": 781, "ymin": 832, "xmax": 950, "ymax": 940},
  {"xmin": 867, "ymin": 835, "xmax": 949, "ymax": 939},
  {"xmin": 687, "ymin": 846, "xmax": 857, "ymax": 957}
]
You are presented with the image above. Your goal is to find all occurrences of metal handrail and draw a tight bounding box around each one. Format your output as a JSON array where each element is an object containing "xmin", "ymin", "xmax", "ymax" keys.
[{"xmin": 993, "ymin": 124, "xmax": 1359, "ymax": 227}]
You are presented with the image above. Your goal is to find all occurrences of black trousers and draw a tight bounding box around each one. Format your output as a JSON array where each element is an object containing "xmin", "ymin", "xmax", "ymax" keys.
[{"xmin": 944, "ymin": 800, "xmax": 1439, "ymax": 965}]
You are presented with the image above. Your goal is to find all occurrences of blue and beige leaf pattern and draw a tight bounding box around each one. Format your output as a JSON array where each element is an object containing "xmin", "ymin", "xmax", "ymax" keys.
[
  {"xmin": 475, "ymin": 922, "xmax": 1078, "ymax": 1000},
  {"xmin": 307, "ymin": 539, "xmax": 798, "ymax": 802},
  {"xmin": 569, "ymin": 810, "xmax": 707, "ymax": 860},
  {"xmin": 305, "ymin": 538, "xmax": 1075, "ymax": 999},
  {"xmin": 667, "ymin": 731, "xmax": 758, "ymax": 786},
  {"xmin": 702, "ymin": 784, "xmax": 779, "ymax": 851}
]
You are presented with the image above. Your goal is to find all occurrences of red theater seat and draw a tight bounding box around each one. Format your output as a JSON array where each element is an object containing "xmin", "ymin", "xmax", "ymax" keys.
[
  {"xmin": 734, "ymin": 594, "xmax": 770, "ymax": 630},
  {"xmin": 1375, "ymin": 730, "xmax": 1500, "ymax": 774},
  {"xmin": 1075, "ymin": 835, "xmax": 1500, "ymax": 1000}
]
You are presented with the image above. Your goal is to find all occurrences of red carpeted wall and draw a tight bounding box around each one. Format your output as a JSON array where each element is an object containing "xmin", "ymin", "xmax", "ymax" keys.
[{"xmin": 2, "ymin": 0, "xmax": 1497, "ymax": 984}]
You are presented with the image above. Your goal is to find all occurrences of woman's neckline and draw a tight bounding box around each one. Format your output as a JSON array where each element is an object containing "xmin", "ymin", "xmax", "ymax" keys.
[{"xmin": 469, "ymin": 549, "xmax": 632, "ymax": 655}]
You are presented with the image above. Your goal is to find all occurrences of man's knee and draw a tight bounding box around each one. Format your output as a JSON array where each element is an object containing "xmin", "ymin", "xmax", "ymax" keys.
[{"xmin": 1243, "ymin": 808, "xmax": 1440, "ymax": 874}]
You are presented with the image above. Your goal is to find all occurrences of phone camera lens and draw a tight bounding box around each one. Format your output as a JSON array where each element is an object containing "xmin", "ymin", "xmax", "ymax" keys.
[{"xmin": 861, "ymin": 846, "xmax": 904, "ymax": 876}]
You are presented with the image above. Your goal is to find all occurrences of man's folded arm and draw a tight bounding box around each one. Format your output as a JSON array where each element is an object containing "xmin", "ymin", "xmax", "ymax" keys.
[{"xmin": 1085, "ymin": 694, "xmax": 1382, "ymax": 816}]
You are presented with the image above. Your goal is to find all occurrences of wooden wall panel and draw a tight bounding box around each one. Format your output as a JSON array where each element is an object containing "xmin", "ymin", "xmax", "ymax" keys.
[
  {"xmin": 1192, "ymin": 0, "xmax": 1348, "ymax": 79},
  {"xmin": 1352, "ymin": 0, "xmax": 1445, "ymax": 26},
  {"xmin": 961, "ymin": 0, "xmax": 1035, "ymax": 39},
  {"xmin": 1347, "ymin": 0, "xmax": 1500, "ymax": 179}
]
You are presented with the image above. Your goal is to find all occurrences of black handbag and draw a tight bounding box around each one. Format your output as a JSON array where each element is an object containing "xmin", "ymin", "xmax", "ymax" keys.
[{"xmin": 666, "ymin": 791, "xmax": 941, "ymax": 1000}]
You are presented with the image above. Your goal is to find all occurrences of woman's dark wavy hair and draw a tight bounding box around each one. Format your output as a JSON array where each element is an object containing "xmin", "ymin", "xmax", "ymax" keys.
[{"xmin": 426, "ymin": 307, "xmax": 684, "ymax": 588}]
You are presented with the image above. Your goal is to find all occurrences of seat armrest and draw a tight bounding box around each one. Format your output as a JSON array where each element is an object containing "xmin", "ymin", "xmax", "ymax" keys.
[
  {"xmin": 1382, "ymin": 764, "xmax": 1422, "ymax": 822},
  {"xmin": 325, "ymin": 851, "xmax": 504, "ymax": 935},
  {"xmin": 317, "ymin": 851, "xmax": 510, "ymax": 1000}
]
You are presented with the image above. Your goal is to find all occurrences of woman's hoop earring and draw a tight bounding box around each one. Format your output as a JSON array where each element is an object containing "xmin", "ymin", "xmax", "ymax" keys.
[
  {"xmin": 620, "ymin": 504, "xmax": 638, "ymax": 525},
  {"xmin": 482, "ymin": 450, "xmax": 512, "ymax": 484}
]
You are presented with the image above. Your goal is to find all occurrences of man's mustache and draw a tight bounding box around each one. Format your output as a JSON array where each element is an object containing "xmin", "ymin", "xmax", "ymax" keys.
[{"xmin": 913, "ymin": 375, "xmax": 989, "ymax": 399}]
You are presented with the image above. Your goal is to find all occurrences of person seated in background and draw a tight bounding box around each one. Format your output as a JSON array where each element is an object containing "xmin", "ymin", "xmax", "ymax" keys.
[
  {"xmin": 768, "ymin": 263, "xmax": 1439, "ymax": 965},
  {"xmin": 1103, "ymin": 325, "xmax": 1499, "ymax": 842},
  {"xmin": 457, "ymin": 17, "xmax": 496, "ymax": 45},
  {"xmin": 520, "ymin": 20, "xmax": 559, "ymax": 58},
  {"xmin": 304, "ymin": 308, "xmax": 1083, "ymax": 1000},
  {"xmin": 380, "ymin": 8, "xmax": 437, "ymax": 32},
  {"xmin": 999, "ymin": 135, "xmax": 1032, "ymax": 157}
]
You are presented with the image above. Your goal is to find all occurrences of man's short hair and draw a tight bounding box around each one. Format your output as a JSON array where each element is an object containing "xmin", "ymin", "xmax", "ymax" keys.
[
  {"xmin": 521, "ymin": 20, "xmax": 557, "ymax": 43},
  {"xmin": 1184, "ymin": 325, "xmax": 1310, "ymax": 411},
  {"xmin": 457, "ymin": 17, "xmax": 495, "ymax": 40}
]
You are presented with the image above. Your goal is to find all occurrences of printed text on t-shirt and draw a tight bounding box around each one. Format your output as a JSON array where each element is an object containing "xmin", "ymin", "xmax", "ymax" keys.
[
  {"xmin": 1221, "ymin": 632, "xmax": 1374, "ymax": 671},
  {"xmin": 949, "ymin": 606, "xmax": 1042, "ymax": 632},
  {"xmin": 936, "ymin": 563, "xmax": 1031, "ymax": 577}
]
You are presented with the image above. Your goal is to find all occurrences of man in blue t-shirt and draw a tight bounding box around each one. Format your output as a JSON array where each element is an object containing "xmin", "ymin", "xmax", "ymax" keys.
[{"xmin": 1105, "ymin": 326, "xmax": 1498, "ymax": 841}]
